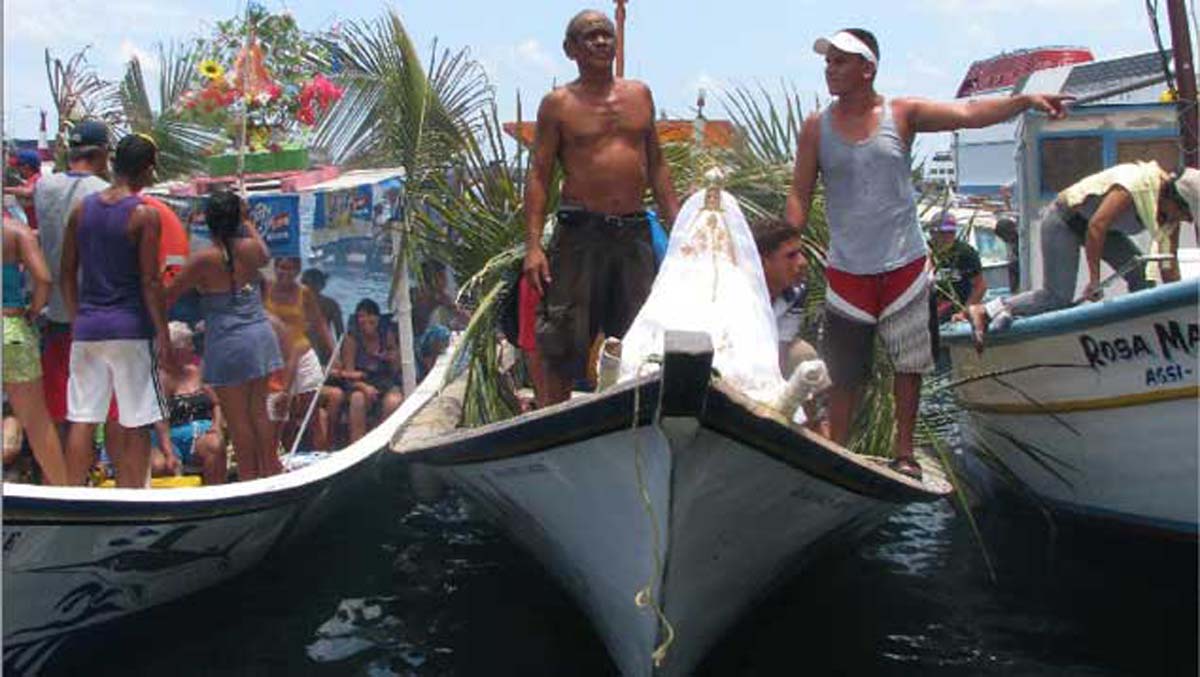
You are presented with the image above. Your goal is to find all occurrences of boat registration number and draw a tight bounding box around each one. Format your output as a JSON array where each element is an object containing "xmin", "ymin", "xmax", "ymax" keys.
[{"xmin": 1144, "ymin": 363, "xmax": 1192, "ymax": 386}]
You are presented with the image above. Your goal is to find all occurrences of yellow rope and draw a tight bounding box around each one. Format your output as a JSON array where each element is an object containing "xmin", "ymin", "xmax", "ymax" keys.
[{"xmin": 631, "ymin": 361, "xmax": 676, "ymax": 668}]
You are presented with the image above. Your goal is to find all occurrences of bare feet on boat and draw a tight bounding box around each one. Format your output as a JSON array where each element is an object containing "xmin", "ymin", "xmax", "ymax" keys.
[
  {"xmin": 966, "ymin": 304, "xmax": 990, "ymax": 354},
  {"xmin": 888, "ymin": 456, "xmax": 923, "ymax": 480}
]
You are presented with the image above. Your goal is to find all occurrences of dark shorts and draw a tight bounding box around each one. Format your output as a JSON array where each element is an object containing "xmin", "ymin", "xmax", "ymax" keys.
[{"xmin": 536, "ymin": 208, "xmax": 656, "ymax": 380}]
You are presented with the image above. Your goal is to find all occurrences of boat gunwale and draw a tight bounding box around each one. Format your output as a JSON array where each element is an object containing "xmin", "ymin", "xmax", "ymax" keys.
[
  {"xmin": 941, "ymin": 278, "xmax": 1199, "ymax": 347},
  {"xmin": 1, "ymin": 346, "xmax": 452, "ymax": 524},
  {"xmin": 393, "ymin": 373, "xmax": 948, "ymax": 503},
  {"xmin": 702, "ymin": 381, "xmax": 948, "ymax": 503}
]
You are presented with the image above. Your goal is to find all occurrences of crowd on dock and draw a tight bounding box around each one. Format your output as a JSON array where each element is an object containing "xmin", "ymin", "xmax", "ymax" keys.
[{"xmin": 2, "ymin": 122, "xmax": 457, "ymax": 487}]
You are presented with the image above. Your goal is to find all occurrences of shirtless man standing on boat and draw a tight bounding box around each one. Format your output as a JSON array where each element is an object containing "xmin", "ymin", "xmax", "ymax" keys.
[
  {"xmin": 522, "ymin": 9, "xmax": 680, "ymax": 406},
  {"xmin": 786, "ymin": 28, "xmax": 1071, "ymax": 478}
]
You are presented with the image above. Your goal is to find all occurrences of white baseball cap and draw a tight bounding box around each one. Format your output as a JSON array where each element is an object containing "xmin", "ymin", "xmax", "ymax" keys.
[
  {"xmin": 813, "ymin": 31, "xmax": 878, "ymax": 65},
  {"xmin": 1173, "ymin": 167, "xmax": 1200, "ymax": 222}
]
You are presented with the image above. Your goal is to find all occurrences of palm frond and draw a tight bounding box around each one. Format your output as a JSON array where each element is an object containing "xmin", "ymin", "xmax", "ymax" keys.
[
  {"xmin": 313, "ymin": 9, "xmax": 490, "ymax": 177},
  {"xmin": 44, "ymin": 47, "xmax": 120, "ymax": 145},
  {"xmin": 721, "ymin": 82, "xmax": 808, "ymax": 165},
  {"xmin": 105, "ymin": 43, "xmax": 225, "ymax": 180},
  {"xmin": 454, "ymin": 279, "xmax": 521, "ymax": 426},
  {"xmin": 118, "ymin": 57, "xmax": 154, "ymax": 133}
]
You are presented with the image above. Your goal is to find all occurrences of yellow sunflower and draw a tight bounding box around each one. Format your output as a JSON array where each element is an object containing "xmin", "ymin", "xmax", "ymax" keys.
[{"xmin": 198, "ymin": 59, "xmax": 225, "ymax": 81}]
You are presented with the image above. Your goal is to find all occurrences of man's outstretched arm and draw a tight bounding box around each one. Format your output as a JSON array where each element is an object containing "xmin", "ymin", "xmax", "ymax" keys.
[{"xmin": 902, "ymin": 93, "xmax": 1073, "ymax": 134}]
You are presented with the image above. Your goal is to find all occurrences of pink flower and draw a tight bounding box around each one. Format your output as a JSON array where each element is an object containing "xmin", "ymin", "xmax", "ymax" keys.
[
  {"xmin": 298, "ymin": 73, "xmax": 344, "ymax": 122},
  {"xmin": 296, "ymin": 103, "xmax": 316, "ymax": 126}
]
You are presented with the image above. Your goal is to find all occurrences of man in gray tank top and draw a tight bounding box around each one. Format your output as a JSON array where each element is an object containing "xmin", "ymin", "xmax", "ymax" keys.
[{"xmin": 785, "ymin": 28, "xmax": 1070, "ymax": 479}]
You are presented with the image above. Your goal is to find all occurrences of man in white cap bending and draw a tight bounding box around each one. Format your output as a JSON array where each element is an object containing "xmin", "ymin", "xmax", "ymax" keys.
[
  {"xmin": 966, "ymin": 162, "xmax": 1200, "ymax": 347},
  {"xmin": 785, "ymin": 27, "xmax": 1071, "ymax": 479}
]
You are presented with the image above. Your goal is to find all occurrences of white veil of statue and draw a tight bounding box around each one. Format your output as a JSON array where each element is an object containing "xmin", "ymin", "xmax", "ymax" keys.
[{"xmin": 617, "ymin": 186, "xmax": 786, "ymax": 404}]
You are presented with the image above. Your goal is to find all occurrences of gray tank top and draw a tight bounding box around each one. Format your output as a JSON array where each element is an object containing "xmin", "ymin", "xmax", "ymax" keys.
[{"xmin": 818, "ymin": 99, "xmax": 927, "ymax": 274}]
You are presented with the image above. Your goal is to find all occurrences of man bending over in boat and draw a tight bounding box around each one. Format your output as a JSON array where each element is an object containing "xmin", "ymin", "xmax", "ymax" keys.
[
  {"xmin": 966, "ymin": 163, "xmax": 1200, "ymax": 349},
  {"xmin": 752, "ymin": 218, "xmax": 828, "ymax": 436},
  {"xmin": 785, "ymin": 28, "xmax": 1070, "ymax": 479},
  {"xmin": 522, "ymin": 8, "xmax": 680, "ymax": 406}
]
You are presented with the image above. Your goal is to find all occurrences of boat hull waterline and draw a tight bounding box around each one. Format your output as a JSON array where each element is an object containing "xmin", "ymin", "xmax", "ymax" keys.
[
  {"xmin": 2, "ymin": 359, "xmax": 447, "ymax": 675},
  {"xmin": 944, "ymin": 280, "xmax": 1199, "ymax": 538},
  {"xmin": 396, "ymin": 340, "xmax": 948, "ymax": 677}
]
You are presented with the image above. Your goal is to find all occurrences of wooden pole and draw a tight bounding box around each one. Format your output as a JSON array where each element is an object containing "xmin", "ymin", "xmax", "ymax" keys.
[
  {"xmin": 1167, "ymin": 0, "xmax": 1198, "ymax": 167},
  {"xmin": 615, "ymin": 0, "xmax": 627, "ymax": 77}
]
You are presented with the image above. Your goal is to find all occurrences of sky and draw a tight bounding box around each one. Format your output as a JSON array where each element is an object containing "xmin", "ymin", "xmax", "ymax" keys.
[{"xmin": 1, "ymin": 0, "xmax": 1185, "ymax": 158}]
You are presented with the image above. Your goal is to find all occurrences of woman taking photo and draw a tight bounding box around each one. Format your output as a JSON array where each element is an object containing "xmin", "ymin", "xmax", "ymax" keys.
[{"xmin": 166, "ymin": 192, "xmax": 282, "ymax": 480}]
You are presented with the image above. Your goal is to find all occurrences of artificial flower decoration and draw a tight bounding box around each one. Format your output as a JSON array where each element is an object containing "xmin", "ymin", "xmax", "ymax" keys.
[
  {"xmin": 296, "ymin": 73, "xmax": 344, "ymax": 127},
  {"xmin": 230, "ymin": 34, "xmax": 279, "ymax": 104},
  {"xmin": 174, "ymin": 5, "xmax": 343, "ymax": 155},
  {"xmin": 199, "ymin": 59, "xmax": 226, "ymax": 81}
]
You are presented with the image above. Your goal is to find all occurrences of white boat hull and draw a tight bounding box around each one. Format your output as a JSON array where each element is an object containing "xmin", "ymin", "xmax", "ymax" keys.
[
  {"xmin": 2, "ymin": 358, "xmax": 447, "ymax": 675},
  {"xmin": 945, "ymin": 281, "xmax": 1199, "ymax": 536},
  {"xmin": 4, "ymin": 501, "xmax": 299, "ymax": 673},
  {"xmin": 398, "ymin": 361, "xmax": 946, "ymax": 677}
]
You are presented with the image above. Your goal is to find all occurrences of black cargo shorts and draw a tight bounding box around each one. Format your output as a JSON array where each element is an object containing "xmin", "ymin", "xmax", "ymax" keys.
[{"xmin": 535, "ymin": 207, "xmax": 657, "ymax": 380}]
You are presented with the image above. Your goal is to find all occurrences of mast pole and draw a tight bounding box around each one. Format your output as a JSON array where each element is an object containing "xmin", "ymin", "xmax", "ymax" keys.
[
  {"xmin": 1167, "ymin": 0, "xmax": 1198, "ymax": 167},
  {"xmin": 615, "ymin": 0, "xmax": 627, "ymax": 77}
]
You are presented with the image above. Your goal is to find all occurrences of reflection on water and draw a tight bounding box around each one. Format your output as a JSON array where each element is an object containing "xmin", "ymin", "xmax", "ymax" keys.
[{"xmin": 44, "ymin": 461, "xmax": 1196, "ymax": 677}]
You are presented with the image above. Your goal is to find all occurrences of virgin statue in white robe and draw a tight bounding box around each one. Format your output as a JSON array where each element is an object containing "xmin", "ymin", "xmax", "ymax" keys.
[{"xmin": 617, "ymin": 185, "xmax": 786, "ymax": 405}]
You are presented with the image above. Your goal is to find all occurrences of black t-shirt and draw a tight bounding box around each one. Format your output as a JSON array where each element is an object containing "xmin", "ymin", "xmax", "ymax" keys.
[{"xmin": 933, "ymin": 240, "xmax": 982, "ymax": 305}]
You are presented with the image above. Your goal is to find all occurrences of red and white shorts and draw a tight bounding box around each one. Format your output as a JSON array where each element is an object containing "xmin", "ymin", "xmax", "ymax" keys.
[{"xmin": 824, "ymin": 257, "xmax": 934, "ymax": 381}]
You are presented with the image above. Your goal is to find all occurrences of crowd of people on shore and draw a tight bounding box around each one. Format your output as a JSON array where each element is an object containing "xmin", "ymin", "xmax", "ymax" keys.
[{"xmin": 2, "ymin": 122, "xmax": 454, "ymax": 487}]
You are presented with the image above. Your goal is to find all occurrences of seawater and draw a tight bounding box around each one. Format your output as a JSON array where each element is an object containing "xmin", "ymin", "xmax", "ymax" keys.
[
  {"xmin": 46, "ymin": 468, "xmax": 1197, "ymax": 676},
  {"xmin": 319, "ymin": 263, "xmax": 397, "ymax": 327},
  {"xmin": 42, "ymin": 267, "xmax": 1200, "ymax": 675}
]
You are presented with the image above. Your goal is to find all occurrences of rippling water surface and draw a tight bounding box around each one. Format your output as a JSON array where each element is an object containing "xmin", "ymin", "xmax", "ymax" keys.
[{"xmin": 49, "ymin": 460, "xmax": 1196, "ymax": 677}]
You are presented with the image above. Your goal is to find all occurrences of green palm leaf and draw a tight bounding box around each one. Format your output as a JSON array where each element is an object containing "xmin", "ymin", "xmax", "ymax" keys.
[
  {"xmin": 312, "ymin": 9, "xmax": 493, "ymax": 394},
  {"xmin": 107, "ymin": 43, "xmax": 225, "ymax": 179}
]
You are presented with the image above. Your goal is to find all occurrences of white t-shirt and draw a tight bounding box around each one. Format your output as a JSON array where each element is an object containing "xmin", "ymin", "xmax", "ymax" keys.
[{"xmin": 773, "ymin": 285, "xmax": 807, "ymax": 344}]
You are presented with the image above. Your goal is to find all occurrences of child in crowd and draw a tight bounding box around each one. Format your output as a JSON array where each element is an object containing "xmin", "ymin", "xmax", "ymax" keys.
[{"xmin": 150, "ymin": 322, "xmax": 227, "ymax": 484}]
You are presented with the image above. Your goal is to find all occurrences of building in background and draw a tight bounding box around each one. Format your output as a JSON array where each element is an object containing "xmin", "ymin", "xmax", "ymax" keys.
[
  {"xmin": 955, "ymin": 49, "xmax": 1178, "ymax": 197},
  {"xmin": 953, "ymin": 46, "xmax": 1095, "ymax": 196},
  {"xmin": 924, "ymin": 150, "xmax": 956, "ymax": 187}
]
